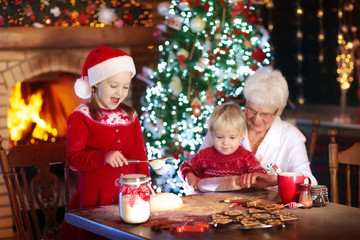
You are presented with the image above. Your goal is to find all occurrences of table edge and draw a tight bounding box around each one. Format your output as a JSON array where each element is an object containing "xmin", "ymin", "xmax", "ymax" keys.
[{"xmin": 65, "ymin": 212, "xmax": 148, "ymax": 240}]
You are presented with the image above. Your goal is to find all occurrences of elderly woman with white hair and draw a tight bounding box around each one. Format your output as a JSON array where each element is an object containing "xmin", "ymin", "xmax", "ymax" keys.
[{"xmin": 199, "ymin": 67, "xmax": 317, "ymax": 188}]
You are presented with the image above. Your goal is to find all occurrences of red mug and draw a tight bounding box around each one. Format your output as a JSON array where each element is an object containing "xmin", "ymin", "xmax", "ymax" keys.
[{"xmin": 277, "ymin": 172, "xmax": 311, "ymax": 204}]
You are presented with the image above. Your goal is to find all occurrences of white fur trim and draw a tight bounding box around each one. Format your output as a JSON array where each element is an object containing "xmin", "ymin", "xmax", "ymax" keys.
[
  {"xmin": 87, "ymin": 56, "xmax": 136, "ymax": 86},
  {"xmin": 74, "ymin": 76, "xmax": 92, "ymax": 99}
]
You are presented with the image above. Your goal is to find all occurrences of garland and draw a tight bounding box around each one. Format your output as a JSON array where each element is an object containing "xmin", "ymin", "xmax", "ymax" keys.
[{"xmin": 0, "ymin": 0, "xmax": 153, "ymax": 28}]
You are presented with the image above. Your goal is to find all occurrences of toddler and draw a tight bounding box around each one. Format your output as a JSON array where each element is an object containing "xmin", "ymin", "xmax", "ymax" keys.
[{"xmin": 179, "ymin": 102, "xmax": 270, "ymax": 193}]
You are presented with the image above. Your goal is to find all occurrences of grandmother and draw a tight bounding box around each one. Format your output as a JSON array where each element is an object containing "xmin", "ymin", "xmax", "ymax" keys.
[{"xmin": 200, "ymin": 67, "xmax": 317, "ymax": 187}]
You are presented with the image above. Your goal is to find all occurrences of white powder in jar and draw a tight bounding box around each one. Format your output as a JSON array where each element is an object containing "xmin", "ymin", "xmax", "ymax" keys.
[{"xmin": 120, "ymin": 194, "xmax": 150, "ymax": 224}]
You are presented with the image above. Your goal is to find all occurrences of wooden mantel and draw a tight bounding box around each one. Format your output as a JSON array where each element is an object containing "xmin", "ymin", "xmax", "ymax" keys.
[{"xmin": 0, "ymin": 26, "xmax": 157, "ymax": 49}]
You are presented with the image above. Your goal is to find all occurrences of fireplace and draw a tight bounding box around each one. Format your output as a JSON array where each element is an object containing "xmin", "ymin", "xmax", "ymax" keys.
[
  {"xmin": 0, "ymin": 26, "xmax": 156, "ymax": 151},
  {"xmin": 8, "ymin": 72, "xmax": 85, "ymax": 145},
  {"xmin": 0, "ymin": 47, "xmax": 125, "ymax": 149}
]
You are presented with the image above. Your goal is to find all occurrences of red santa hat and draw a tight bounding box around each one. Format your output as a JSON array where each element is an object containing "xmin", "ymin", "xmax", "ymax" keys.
[{"xmin": 74, "ymin": 46, "xmax": 136, "ymax": 99}]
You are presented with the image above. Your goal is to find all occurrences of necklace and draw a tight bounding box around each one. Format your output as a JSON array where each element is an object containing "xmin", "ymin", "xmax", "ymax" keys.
[{"xmin": 248, "ymin": 136, "xmax": 263, "ymax": 146}]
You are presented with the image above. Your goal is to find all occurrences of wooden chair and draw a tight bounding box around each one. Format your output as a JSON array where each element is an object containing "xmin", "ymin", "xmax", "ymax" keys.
[
  {"xmin": 328, "ymin": 128, "xmax": 360, "ymax": 207},
  {"xmin": 306, "ymin": 119, "xmax": 320, "ymax": 163},
  {"xmin": 0, "ymin": 135, "xmax": 70, "ymax": 240}
]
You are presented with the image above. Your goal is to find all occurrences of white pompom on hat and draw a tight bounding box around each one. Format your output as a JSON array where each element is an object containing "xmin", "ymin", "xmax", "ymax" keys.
[{"xmin": 74, "ymin": 46, "xmax": 136, "ymax": 99}]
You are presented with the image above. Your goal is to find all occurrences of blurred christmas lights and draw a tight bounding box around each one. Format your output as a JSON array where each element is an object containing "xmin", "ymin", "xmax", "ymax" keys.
[{"xmin": 0, "ymin": 0, "xmax": 153, "ymax": 27}]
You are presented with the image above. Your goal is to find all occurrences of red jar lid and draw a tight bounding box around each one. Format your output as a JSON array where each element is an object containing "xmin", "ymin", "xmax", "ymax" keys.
[{"xmin": 300, "ymin": 183, "xmax": 311, "ymax": 191}]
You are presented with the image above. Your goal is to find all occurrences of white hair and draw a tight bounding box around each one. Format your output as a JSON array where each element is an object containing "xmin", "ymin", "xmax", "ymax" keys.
[{"xmin": 243, "ymin": 67, "xmax": 289, "ymax": 109}]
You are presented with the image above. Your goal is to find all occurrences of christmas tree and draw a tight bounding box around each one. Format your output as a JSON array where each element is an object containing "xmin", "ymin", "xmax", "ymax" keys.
[{"xmin": 139, "ymin": 0, "xmax": 272, "ymax": 194}]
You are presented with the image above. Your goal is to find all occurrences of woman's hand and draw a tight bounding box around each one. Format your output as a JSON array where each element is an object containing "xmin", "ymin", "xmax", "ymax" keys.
[
  {"xmin": 237, "ymin": 173, "xmax": 277, "ymax": 188},
  {"xmin": 106, "ymin": 151, "xmax": 128, "ymax": 168},
  {"xmin": 185, "ymin": 172, "xmax": 200, "ymax": 191}
]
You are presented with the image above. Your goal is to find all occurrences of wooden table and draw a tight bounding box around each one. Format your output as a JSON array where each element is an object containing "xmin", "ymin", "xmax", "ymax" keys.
[{"xmin": 65, "ymin": 187, "xmax": 360, "ymax": 240}]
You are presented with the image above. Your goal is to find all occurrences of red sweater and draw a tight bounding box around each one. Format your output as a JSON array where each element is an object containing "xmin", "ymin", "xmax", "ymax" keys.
[
  {"xmin": 61, "ymin": 103, "xmax": 149, "ymax": 240},
  {"xmin": 179, "ymin": 146, "xmax": 266, "ymax": 180}
]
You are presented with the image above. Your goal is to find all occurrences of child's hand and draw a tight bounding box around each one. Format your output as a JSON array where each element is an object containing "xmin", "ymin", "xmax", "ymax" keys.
[
  {"xmin": 185, "ymin": 172, "xmax": 200, "ymax": 191},
  {"xmin": 106, "ymin": 151, "xmax": 128, "ymax": 168},
  {"xmin": 237, "ymin": 173, "xmax": 259, "ymax": 188},
  {"xmin": 237, "ymin": 173, "xmax": 276, "ymax": 188}
]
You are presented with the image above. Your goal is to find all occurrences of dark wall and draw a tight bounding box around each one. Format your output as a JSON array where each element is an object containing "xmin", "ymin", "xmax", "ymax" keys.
[{"xmin": 269, "ymin": 0, "xmax": 359, "ymax": 106}]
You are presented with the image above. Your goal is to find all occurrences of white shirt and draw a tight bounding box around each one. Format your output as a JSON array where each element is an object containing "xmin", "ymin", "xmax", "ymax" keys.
[{"xmin": 200, "ymin": 116, "xmax": 318, "ymax": 185}]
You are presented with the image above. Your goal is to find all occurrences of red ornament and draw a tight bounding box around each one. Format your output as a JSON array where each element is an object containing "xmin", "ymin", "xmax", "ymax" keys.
[
  {"xmin": 242, "ymin": 31, "xmax": 250, "ymax": 37},
  {"xmin": 191, "ymin": 70, "xmax": 202, "ymax": 76},
  {"xmin": 249, "ymin": 14, "xmax": 258, "ymax": 23},
  {"xmin": 242, "ymin": 10, "xmax": 249, "ymax": 20},
  {"xmin": 15, "ymin": 0, "xmax": 23, "ymax": 5},
  {"xmin": 250, "ymin": 65, "xmax": 258, "ymax": 71},
  {"xmin": 222, "ymin": 47, "xmax": 230, "ymax": 54},
  {"xmin": 177, "ymin": 54, "xmax": 187, "ymax": 65},
  {"xmin": 203, "ymin": 3, "xmax": 210, "ymax": 11},
  {"xmin": 78, "ymin": 11, "xmax": 90, "ymax": 25},
  {"xmin": 88, "ymin": 4, "xmax": 98, "ymax": 12},
  {"xmin": 125, "ymin": 14, "xmax": 134, "ymax": 22},
  {"xmin": 216, "ymin": 91, "xmax": 226, "ymax": 99},
  {"xmin": 230, "ymin": 79, "xmax": 239, "ymax": 85},
  {"xmin": 251, "ymin": 48, "xmax": 266, "ymax": 62},
  {"xmin": 231, "ymin": 12, "xmax": 237, "ymax": 19},
  {"xmin": 168, "ymin": 141, "xmax": 183, "ymax": 159},
  {"xmin": 152, "ymin": 27, "xmax": 163, "ymax": 41},
  {"xmin": 54, "ymin": 18, "xmax": 63, "ymax": 26},
  {"xmin": 231, "ymin": 2, "xmax": 245, "ymax": 13},
  {"xmin": 185, "ymin": 0, "xmax": 195, "ymax": 9}
]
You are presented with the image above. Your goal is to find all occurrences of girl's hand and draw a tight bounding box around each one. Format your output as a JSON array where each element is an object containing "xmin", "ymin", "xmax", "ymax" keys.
[
  {"xmin": 106, "ymin": 151, "xmax": 128, "ymax": 168},
  {"xmin": 185, "ymin": 172, "xmax": 200, "ymax": 191}
]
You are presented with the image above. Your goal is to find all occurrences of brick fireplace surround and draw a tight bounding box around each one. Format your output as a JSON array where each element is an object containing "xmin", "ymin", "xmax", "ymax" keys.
[{"xmin": 0, "ymin": 26, "xmax": 155, "ymax": 238}]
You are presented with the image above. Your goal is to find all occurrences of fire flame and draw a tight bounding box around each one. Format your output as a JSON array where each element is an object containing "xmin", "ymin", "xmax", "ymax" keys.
[{"xmin": 8, "ymin": 82, "xmax": 58, "ymax": 144}]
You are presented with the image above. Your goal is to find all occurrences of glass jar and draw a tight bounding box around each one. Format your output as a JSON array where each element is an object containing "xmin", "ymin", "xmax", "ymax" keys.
[
  {"xmin": 119, "ymin": 174, "xmax": 151, "ymax": 224},
  {"xmin": 298, "ymin": 183, "xmax": 312, "ymax": 208},
  {"xmin": 310, "ymin": 185, "xmax": 329, "ymax": 207}
]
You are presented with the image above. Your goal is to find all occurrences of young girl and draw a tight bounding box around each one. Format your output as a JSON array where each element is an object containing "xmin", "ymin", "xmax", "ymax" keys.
[
  {"xmin": 179, "ymin": 102, "xmax": 272, "ymax": 193},
  {"xmin": 60, "ymin": 46, "xmax": 150, "ymax": 239}
]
